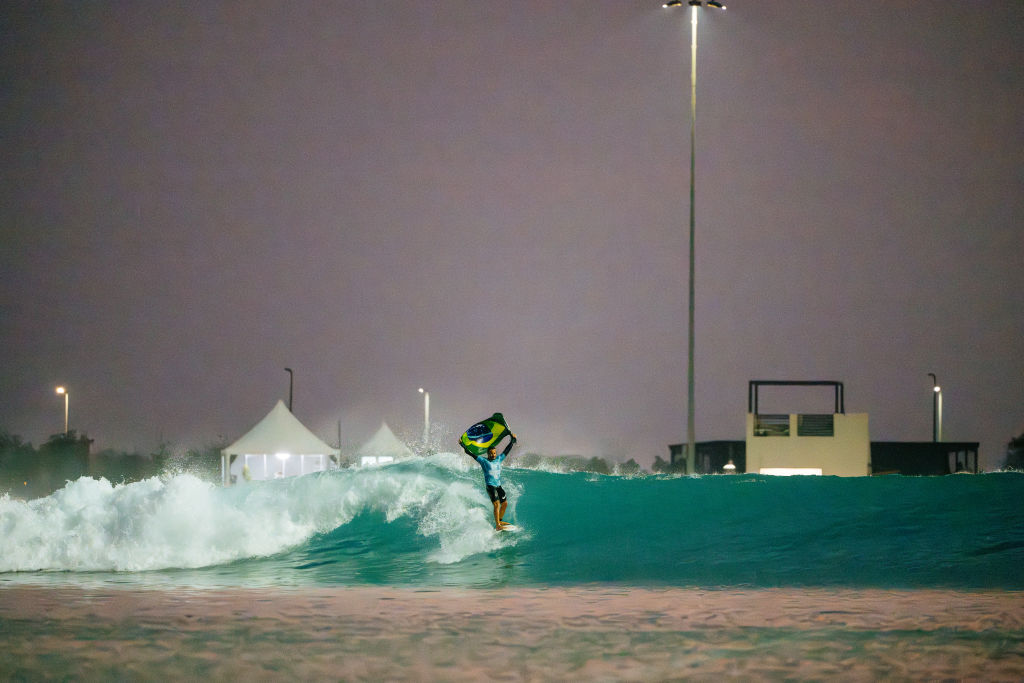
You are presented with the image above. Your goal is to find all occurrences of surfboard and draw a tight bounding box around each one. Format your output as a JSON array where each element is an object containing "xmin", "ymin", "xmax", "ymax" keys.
[{"xmin": 498, "ymin": 524, "xmax": 519, "ymax": 532}]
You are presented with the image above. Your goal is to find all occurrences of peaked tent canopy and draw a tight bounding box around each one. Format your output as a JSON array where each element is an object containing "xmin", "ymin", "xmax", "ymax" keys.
[
  {"xmin": 221, "ymin": 400, "xmax": 339, "ymax": 484},
  {"xmin": 356, "ymin": 422, "xmax": 415, "ymax": 466}
]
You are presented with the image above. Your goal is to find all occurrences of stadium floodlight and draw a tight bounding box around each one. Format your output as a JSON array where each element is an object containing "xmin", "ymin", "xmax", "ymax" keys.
[{"xmin": 55, "ymin": 386, "xmax": 68, "ymax": 435}]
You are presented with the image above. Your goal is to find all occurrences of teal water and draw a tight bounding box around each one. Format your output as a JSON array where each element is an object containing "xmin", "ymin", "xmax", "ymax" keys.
[{"xmin": 2, "ymin": 454, "xmax": 1022, "ymax": 590}]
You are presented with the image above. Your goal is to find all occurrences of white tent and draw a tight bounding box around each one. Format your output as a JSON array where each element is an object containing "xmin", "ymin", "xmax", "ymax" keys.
[
  {"xmin": 221, "ymin": 400, "xmax": 339, "ymax": 484},
  {"xmin": 356, "ymin": 422, "xmax": 415, "ymax": 466}
]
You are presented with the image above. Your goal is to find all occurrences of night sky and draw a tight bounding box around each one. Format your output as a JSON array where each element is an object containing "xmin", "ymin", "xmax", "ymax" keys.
[{"xmin": 2, "ymin": 1, "xmax": 1022, "ymax": 468}]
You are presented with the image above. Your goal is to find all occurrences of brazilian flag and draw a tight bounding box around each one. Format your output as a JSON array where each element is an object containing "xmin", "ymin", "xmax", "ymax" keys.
[{"xmin": 459, "ymin": 413, "xmax": 512, "ymax": 457}]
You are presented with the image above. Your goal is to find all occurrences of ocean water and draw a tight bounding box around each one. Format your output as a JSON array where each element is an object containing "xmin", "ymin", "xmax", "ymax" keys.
[
  {"xmin": 3, "ymin": 454, "xmax": 1022, "ymax": 589},
  {"xmin": 2, "ymin": 456, "xmax": 1023, "ymax": 679}
]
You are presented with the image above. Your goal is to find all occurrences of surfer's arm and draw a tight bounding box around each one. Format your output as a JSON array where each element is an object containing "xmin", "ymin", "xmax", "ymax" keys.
[{"xmin": 501, "ymin": 435, "xmax": 517, "ymax": 457}]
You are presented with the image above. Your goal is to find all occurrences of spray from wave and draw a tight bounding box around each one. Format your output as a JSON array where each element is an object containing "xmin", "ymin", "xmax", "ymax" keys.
[{"xmin": 0, "ymin": 453, "xmax": 517, "ymax": 573}]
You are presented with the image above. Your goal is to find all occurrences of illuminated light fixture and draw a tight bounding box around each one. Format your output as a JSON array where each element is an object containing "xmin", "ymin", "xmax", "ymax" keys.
[
  {"xmin": 759, "ymin": 468, "xmax": 823, "ymax": 476},
  {"xmin": 55, "ymin": 386, "xmax": 69, "ymax": 434},
  {"xmin": 665, "ymin": 1, "xmax": 726, "ymax": 9},
  {"xmin": 928, "ymin": 373, "xmax": 943, "ymax": 442},
  {"xmin": 275, "ymin": 452, "xmax": 291, "ymax": 477},
  {"xmin": 418, "ymin": 387, "xmax": 430, "ymax": 445},
  {"xmin": 723, "ymin": 459, "xmax": 736, "ymax": 473}
]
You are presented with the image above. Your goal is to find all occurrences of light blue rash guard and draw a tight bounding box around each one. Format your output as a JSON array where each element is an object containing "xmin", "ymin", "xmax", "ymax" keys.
[{"xmin": 474, "ymin": 452, "xmax": 507, "ymax": 488}]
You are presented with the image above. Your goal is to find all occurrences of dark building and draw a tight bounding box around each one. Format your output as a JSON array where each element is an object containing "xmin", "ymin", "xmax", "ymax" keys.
[
  {"xmin": 669, "ymin": 440, "xmax": 980, "ymax": 475},
  {"xmin": 870, "ymin": 442, "xmax": 979, "ymax": 475},
  {"xmin": 670, "ymin": 441, "xmax": 745, "ymax": 474}
]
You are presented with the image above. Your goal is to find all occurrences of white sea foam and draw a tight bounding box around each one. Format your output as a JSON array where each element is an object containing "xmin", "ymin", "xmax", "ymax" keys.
[
  {"xmin": 0, "ymin": 455, "xmax": 894, "ymax": 579},
  {"xmin": 0, "ymin": 455, "xmax": 516, "ymax": 572}
]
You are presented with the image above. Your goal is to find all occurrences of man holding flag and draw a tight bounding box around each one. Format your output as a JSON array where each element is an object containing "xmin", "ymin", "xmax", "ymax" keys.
[{"xmin": 458, "ymin": 413, "xmax": 518, "ymax": 530}]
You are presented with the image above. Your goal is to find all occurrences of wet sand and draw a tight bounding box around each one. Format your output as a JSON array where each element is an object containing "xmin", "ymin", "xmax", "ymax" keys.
[{"xmin": 2, "ymin": 586, "xmax": 1023, "ymax": 680}]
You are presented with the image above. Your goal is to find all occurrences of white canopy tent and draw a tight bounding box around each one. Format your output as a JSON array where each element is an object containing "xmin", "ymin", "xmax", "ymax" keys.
[
  {"xmin": 221, "ymin": 400, "xmax": 339, "ymax": 484},
  {"xmin": 356, "ymin": 422, "xmax": 415, "ymax": 466}
]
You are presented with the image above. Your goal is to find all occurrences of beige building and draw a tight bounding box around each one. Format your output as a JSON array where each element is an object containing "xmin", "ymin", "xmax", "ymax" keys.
[{"xmin": 744, "ymin": 380, "xmax": 870, "ymax": 477}]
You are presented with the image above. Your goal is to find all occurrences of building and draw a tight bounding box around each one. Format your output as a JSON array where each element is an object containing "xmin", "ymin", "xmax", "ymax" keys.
[
  {"xmin": 870, "ymin": 441, "xmax": 979, "ymax": 475},
  {"xmin": 669, "ymin": 380, "xmax": 978, "ymax": 476}
]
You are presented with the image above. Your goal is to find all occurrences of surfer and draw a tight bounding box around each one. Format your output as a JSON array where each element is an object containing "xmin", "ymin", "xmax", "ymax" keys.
[{"xmin": 469, "ymin": 435, "xmax": 517, "ymax": 530}]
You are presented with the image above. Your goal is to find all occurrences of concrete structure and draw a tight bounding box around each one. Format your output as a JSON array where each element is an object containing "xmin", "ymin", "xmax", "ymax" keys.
[
  {"xmin": 744, "ymin": 380, "xmax": 869, "ymax": 476},
  {"xmin": 669, "ymin": 380, "xmax": 979, "ymax": 476},
  {"xmin": 745, "ymin": 411, "xmax": 870, "ymax": 476}
]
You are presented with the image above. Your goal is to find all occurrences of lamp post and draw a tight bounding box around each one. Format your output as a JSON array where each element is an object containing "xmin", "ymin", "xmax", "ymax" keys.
[
  {"xmin": 928, "ymin": 373, "xmax": 942, "ymax": 442},
  {"xmin": 284, "ymin": 367, "xmax": 294, "ymax": 412},
  {"xmin": 55, "ymin": 386, "xmax": 68, "ymax": 435},
  {"xmin": 663, "ymin": 0, "xmax": 725, "ymax": 472},
  {"xmin": 418, "ymin": 387, "xmax": 430, "ymax": 446}
]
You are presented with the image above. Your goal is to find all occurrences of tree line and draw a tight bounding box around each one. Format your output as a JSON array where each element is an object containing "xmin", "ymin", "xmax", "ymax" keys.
[{"xmin": 0, "ymin": 429, "xmax": 222, "ymax": 499}]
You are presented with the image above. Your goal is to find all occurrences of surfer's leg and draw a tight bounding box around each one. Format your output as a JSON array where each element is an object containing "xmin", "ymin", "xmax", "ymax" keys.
[
  {"xmin": 492, "ymin": 500, "xmax": 502, "ymax": 529},
  {"xmin": 498, "ymin": 499, "xmax": 507, "ymax": 525}
]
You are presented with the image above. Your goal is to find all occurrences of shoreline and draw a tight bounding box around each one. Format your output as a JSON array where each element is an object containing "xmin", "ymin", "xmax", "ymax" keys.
[{"xmin": 3, "ymin": 585, "xmax": 1023, "ymax": 680}]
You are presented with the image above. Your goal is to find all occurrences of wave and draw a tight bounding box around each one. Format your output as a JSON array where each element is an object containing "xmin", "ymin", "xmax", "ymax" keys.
[
  {"xmin": 2, "ymin": 458, "xmax": 1023, "ymax": 590},
  {"xmin": 0, "ymin": 453, "xmax": 513, "ymax": 573}
]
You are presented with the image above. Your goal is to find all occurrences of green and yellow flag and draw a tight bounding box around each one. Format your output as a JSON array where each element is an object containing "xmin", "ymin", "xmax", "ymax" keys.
[{"xmin": 459, "ymin": 413, "xmax": 511, "ymax": 456}]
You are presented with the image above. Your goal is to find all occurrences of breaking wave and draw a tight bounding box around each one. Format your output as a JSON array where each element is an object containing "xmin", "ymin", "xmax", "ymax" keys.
[{"xmin": 1, "ymin": 459, "xmax": 1022, "ymax": 590}]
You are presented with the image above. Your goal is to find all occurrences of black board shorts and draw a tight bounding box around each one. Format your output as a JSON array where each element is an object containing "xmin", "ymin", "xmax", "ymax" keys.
[{"xmin": 486, "ymin": 485, "xmax": 506, "ymax": 503}]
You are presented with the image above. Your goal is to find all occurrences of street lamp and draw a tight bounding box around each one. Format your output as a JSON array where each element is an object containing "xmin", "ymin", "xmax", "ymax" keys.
[
  {"xmin": 418, "ymin": 387, "xmax": 430, "ymax": 446},
  {"xmin": 928, "ymin": 373, "xmax": 943, "ymax": 442},
  {"xmin": 663, "ymin": 0, "xmax": 725, "ymax": 472},
  {"xmin": 55, "ymin": 386, "xmax": 68, "ymax": 435},
  {"xmin": 284, "ymin": 367, "xmax": 294, "ymax": 412}
]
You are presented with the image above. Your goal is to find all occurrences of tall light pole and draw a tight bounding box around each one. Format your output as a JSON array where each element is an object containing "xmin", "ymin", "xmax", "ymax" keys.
[
  {"xmin": 928, "ymin": 373, "xmax": 942, "ymax": 442},
  {"xmin": 55, "ymin": 386, "xmax": 68, "ymax": 435},
  {"xmin": 418, "ymin": 387, "xmax": 430, "ymax": 446},
  {"xmin": 663, "ymin": 0, "xmax": 724, "ymax": 472},
  {"xmin": 284, "ymin": 368, "xmax": 294, "ymax": 412}
]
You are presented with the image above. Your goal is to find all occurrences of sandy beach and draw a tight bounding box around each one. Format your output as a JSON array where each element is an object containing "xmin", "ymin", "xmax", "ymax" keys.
[{"xmin": 2, "ymin": 585, "xmax": 1022, "ymax": 680}]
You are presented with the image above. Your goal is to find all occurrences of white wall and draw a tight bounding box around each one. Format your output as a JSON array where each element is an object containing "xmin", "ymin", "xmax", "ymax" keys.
[{"xmin": 745, "ymin": 413, "xmax": 870, "ymax": 477}]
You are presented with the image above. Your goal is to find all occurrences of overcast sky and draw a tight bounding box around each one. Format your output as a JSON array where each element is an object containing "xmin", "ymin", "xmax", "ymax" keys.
[{"xmin": 2, "ymin": 1, "xmax": 1021, "ymax": 468}]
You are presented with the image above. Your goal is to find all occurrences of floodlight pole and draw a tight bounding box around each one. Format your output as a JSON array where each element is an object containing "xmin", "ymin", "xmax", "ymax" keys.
[
  {"xmin": 686, "ymin": 2, "xmax": 698, "ymax": 472},
  {"xmin": 665, "ymin": 0, "xmax": 723, "ymax": 471},
  {"xmin": 285, "ymin": 368, "xmax": 294, "ymax": 412},
  {"xmin": 55, "ymin": 386, "xmax": 69, "ymax": 435},
  {"xmin": 418, "ymin": 387, "xmax": 430, "ymax": 445},
  {"xmin": 928, "ymin": 373, "xmax": 942, "ymax": 442}
]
